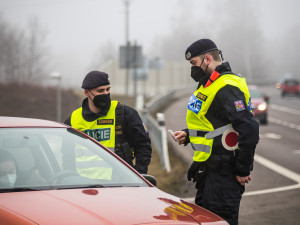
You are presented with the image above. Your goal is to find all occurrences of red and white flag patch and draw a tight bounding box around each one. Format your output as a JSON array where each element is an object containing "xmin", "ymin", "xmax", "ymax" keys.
[{"xmin": 234, "ymin": 100, "xmax": 245, "ymax": 112}]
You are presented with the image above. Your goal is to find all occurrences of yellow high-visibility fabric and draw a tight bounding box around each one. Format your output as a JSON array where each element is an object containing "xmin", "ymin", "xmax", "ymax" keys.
[
  {"xmin": 186, "ymin": 74, "xmax": 251, "ymax": 162},
  {"xmin": 70, "ymin": 100, "xmax": 119, "ymax": 180},
  {"xmin": 71, "ymin": 100, "xmax": 118, "ymax": 148}
]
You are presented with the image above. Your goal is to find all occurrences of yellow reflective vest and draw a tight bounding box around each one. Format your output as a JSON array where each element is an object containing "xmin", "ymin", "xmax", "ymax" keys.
[
  {"xmin": 70, "ymin": 100, "xmax": 119, "ymax": 180},
  {"xmin": 186, "ymin": 74, "xmax": 251, "ymax": 162}
]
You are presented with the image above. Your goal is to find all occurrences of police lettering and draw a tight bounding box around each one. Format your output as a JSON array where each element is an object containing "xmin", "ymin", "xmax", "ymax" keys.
[{"xmin": 83, "ymin": 128, "xmax": 111, "ymax": 142}]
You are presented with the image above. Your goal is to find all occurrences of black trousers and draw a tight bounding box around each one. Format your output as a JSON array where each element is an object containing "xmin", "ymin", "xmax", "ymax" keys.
[{"xmin": 195, "ymin": 169, "xmax": 245, "ymax": 225}]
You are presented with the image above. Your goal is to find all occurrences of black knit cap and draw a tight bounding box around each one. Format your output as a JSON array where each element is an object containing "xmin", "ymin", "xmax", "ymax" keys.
[
  {"xmin": 81, "ymin": 71, "xmax": 110, "ymax": 89},
  {"xmin": 185, "ymin": 39, "xmax": 218, "ymax": 60}
]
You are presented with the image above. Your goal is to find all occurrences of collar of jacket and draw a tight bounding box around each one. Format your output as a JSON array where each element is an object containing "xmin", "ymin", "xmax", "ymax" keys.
[
  {"xmin": 197, "ymin": 62, "xmax": 232, "ymax": 89},
  {"xmin": 82, "ymin": 98, "xmax": 110, "ymax": 121},
  {"xmin": 215, "ymin": 61, "xmax": 231, "ymax": 74}
]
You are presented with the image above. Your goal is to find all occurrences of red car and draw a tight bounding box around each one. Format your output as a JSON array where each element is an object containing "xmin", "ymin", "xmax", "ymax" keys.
[
  {"xmin": 248, "ymin": 85, "xmax": 268, "ymax": 125},
  {"xmin": 281, "ymin": 79, "xmax": 300, "ymax": 97},
  {"xmin": 0, "ymin": 116, "xmax": 228, "ymax": 225}
]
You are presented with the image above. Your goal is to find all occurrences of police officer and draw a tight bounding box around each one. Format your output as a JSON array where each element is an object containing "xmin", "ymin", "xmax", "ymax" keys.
[
  {"xmin": 64, "ymin": 71, "xmax": 152, "ymax": 174},
  {"xmin": 174, "ymin": 39, "xmax": 259, "ymax": 225}
]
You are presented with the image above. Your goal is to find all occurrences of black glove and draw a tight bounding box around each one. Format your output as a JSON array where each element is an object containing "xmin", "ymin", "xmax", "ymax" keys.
[
  {"xmin": 187, "ymin": 161, "xmax": 205, "ymax": 182},
  {"xmin": 195, "ymin": 168, "xmax": 206, "ymax": 190}
]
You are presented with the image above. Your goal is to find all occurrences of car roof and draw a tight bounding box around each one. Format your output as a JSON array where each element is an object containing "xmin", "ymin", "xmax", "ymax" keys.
[
  {"xmin": 0, "ymin": 116, "xmax": 67, "ymax": 128},
  {"xmin": 248, "ymin": 84, "xmax": 258, "ymax": 89}
]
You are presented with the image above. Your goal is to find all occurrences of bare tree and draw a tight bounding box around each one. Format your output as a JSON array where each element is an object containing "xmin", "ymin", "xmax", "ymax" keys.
[
  {"xmin": 89, "ymin": 40, "xmax": 117, "ymax": 70},
  {"xmin": 0, "ymin": 16, "xmax": 23, "ymax": 83},
  {"xmin": 22, "ymin": 17, "xmax": 49, "ymax": 84},
  {"xmin": 213, "ymin": 0, "xmax": 267, "ymax": 84},
  {"xmin": 148, "ymin": 1, "xmax": 210, "ymax": 61},
  {"xmin": 0, "ymin": 16, "xmax": 50, "ymax": 85},
  {"xmin": 148, "ymin": 0, "xmax": 267, "ymax": 84}
]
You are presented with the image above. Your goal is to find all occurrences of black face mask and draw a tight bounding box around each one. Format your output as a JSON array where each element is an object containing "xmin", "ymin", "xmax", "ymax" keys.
[
  {"xmin": 191, "ymin": 58, "xmax": 209, "ymax": 82},
  {"xmin": 89, "ymin": 90, "xmax": 111, "ymax": 110}
]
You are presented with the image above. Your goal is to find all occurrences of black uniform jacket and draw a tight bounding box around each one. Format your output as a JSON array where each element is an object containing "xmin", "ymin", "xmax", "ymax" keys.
[
  {"xmin": 64, "ymin": 98, "xmax": 152, "ymax": 174},
  {"xmin": 185, "ymin": 62, "xmax": 259, "ymax": 177}
]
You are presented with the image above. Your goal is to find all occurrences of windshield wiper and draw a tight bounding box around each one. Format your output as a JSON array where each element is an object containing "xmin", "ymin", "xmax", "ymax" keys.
[
  {"xmin": 0, "ymin": 187, "xmax": 41, "ymax": 192},
  {"xmin": 54, "ymin": 184, "xmax": 106, "ymax": 190},
  {"xmin": 84, "ymin": 184, "xmax": 106, "ymax": 188}
]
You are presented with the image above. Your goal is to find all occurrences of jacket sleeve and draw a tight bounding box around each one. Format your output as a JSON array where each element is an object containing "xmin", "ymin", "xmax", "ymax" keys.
[
  {"xmin": 64, "ymin": 116, "xmax": 71, "ymax": 126},
  {"xmin": 182, "ymin": 128, "xmax": 190, "ymax": 146},
  {"xmin": 217, "ymin": 85, "xmax": 259, "ymax": 177},
  {"xmin": 124, "ymin": 106, "xmax": 152, "ymax": 174}
]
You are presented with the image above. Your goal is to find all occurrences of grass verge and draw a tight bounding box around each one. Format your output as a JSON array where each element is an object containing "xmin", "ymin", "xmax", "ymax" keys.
[{"xmin": 147, "ymin": 142, "xmax": 196, "ymax": 198}]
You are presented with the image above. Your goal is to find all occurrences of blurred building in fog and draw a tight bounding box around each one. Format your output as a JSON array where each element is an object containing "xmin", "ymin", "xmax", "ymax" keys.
[{"xmin": 101, "ymin": 59, "xmax": 196, "ymax": 97}]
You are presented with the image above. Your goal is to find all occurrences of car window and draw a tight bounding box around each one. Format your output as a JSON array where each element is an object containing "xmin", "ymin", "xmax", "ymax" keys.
[
  {"xmin": 285, "ymin": 80, "xmax": 298, "ymax": 85},
  {"xmin": 249, "ymin": 88, "xmax": 261, "ymax": 98},
  {"xmin": 0, "ymin": 128, "xmax": 148, "ymax": 192}
]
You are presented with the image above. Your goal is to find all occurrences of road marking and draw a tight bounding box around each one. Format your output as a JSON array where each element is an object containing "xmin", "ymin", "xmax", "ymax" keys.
[
  {"xmin": 270, "ymin": 104, "xmax": 300, "ymax": 116},
  {"xmin": 182, "ymin": 154, "xmax": 300, "ymax": 202},
  {"xmin": 243, "ymin": 183, "xmax": 300, "ymax": 196},
  {"xmin": 260, "ymin": 133, "xmax": 282, "ymax": 139},
  {"xmin": 293, "ymin": 150, "xmax": 300, "ymax": 154},
  {"xmin": 244, "ymin": 154, "xmax": 300, "ymax": 196},
  {"xmin": 269, "ymin": 117, "xmax": 300, "ymax": 131}
]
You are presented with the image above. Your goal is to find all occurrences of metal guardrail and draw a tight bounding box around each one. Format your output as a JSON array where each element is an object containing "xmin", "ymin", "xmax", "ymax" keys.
[
  {"xmin": 141, "ymin": 113, "xmax": 171, "ymax": 172},
  {"xmin": 140, "ymin": 84, "xmax": 195, "ymax": 172},
  {"xmin": 140, "ymin": 82, "xmax": 278, "ymax": 172}
]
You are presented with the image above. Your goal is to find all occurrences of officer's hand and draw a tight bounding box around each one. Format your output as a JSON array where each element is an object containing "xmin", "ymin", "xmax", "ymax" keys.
[
  {"xmin": 236, "ymin": 175, "xmax": 251, "ymax": 186},
  {"xmin": 174, "ymin": 131, "xmax": 187, "ymax": 145},
  {"xmin": 187, "ymin": 161, "xmax": 204, "ymax": 182}
]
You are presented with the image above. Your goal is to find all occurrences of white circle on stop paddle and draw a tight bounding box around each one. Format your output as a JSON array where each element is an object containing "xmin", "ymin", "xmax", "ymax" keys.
[{"xmin": 222, "ymin": 128, "xmax": 239, "ymax": 151}]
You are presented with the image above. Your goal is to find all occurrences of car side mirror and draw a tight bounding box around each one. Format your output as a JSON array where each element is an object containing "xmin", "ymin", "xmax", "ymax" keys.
[{"xmin": 141, "ymin": 174, "xmax": 157, "ymax": 186}]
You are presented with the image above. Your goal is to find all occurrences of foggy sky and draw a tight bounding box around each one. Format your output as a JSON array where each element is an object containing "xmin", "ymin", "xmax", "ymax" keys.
[{"xmin": 0, "ymin": 0, "xmax": 299, "ymax": 87}]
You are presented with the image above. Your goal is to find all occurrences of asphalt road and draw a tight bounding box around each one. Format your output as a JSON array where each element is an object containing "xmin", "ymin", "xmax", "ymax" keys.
[{"xmin": 163, "ymin": 84, "xmax": 300, "ymax": 225}]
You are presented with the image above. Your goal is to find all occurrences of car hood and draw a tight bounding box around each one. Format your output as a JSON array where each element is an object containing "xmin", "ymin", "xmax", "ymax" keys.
[{"xmin": 0, "ymin": 187, "xmax": 227, "ymax": 225}]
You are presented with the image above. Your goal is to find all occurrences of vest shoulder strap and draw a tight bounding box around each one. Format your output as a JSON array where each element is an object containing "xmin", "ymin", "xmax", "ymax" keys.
[
  {"xmin": 115, "ymin": 103, "xmax": 126, "ymax": 144},
  {"xmin": 219, "ymin": 72, "xmax": 242, "ymax": 78}
]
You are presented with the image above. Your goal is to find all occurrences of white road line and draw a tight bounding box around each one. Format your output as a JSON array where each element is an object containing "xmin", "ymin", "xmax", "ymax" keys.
[
  {"xmin": 260, "ymin": 133, "xmax": 282, "ymax": 139},
  {"xmin": 293, "ymin": 150, "xmax": 300, "ymax": 154},
  {"xmin": 182, "ymin": 154, "xmax": 300, "ymax": 201},
  {"xmin": 269, "ymin": 117, "xmax": 300, "ymax": 130},
  {"xmin": 270, "ymin": 104, "xmax": 300, "ymax": 116},
  {"xmin": 244, "ymin": 154, "xmax": 300, "ymax": 196},
  {"xmin": 254, "ymin": 154, "xmax": 300, "ymax": 182},
  {"xmin": 243, "ymin": 184, "xmax": 300, "ymax": 196}
]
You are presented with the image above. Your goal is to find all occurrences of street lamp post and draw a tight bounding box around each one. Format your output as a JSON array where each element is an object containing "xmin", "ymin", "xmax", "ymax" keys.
[{"xmin": 50, "ymin": 72, "xmax": 62, "ymax": 122}]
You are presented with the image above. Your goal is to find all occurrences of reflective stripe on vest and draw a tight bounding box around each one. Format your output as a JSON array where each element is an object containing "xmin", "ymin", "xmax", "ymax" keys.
[
  {"xmin": 191, "ymin": 143, "xmax": 211, "ymax": 153},
  {"xmin": 189, "ymin": 129, "xmax": 209, "ymax": 137},
  {"xmin": 70, "ymin": 100, "xmax": 119, "ymax": 180},
  {"xmin": 186, "ymin": 74, "xmax": 251, "ymax": 162},
  {"xmin": 189, "ymin": 124, "xmax": 232, "ymax": 139}
]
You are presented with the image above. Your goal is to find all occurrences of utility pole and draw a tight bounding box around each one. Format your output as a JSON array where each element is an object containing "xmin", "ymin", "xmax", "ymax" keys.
[
  {"xmin": 50, "ymin": 72, "xmax": 62, "ymax": 122},
  {"xmin": 124, "ymin": 0, "xmax": 130, "ymax": 105},
  {"xmin": 133, "ymin": 41, "xmax": 138, "ymax": 107}
]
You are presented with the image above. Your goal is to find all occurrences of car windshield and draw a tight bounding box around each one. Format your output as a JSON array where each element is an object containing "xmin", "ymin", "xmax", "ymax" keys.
[
  {"xmin": 285, "ymin": 80, "xmax": 298, "ymax": 85},
  {"xmin": 249, "ymin": 88, "xmax": 261, "ymax": 98},
  {"xmin": 0, "ymin": 127, "xmax": 148, "ymax": 192}
]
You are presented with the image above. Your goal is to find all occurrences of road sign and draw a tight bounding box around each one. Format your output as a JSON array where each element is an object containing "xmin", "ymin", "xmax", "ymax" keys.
[{"xmin": 119, "ymin": 45, "xmax": 143, "ymax": 69}]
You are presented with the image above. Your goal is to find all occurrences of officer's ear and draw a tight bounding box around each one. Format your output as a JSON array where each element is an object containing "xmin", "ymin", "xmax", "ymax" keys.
[
  {"xmin": 84, "ymin": 89, "xmax": 89, "ymax": 97},
  {"xmin": 205, "ymin": 54, "xmax": 212, "ymax": 63}
]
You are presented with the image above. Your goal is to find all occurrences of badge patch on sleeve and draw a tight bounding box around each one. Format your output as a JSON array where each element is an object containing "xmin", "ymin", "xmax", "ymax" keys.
[
  {"xmin": 234, "ymin": 100, "xmax": 245, "ymax": 112},
  {"xmin": 188, "ymin": 94, "xmax": 203, "ymax": 114},
  {"xmin": 196, "ymin": 92, "xmax": 207, "ymax": 101}
]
